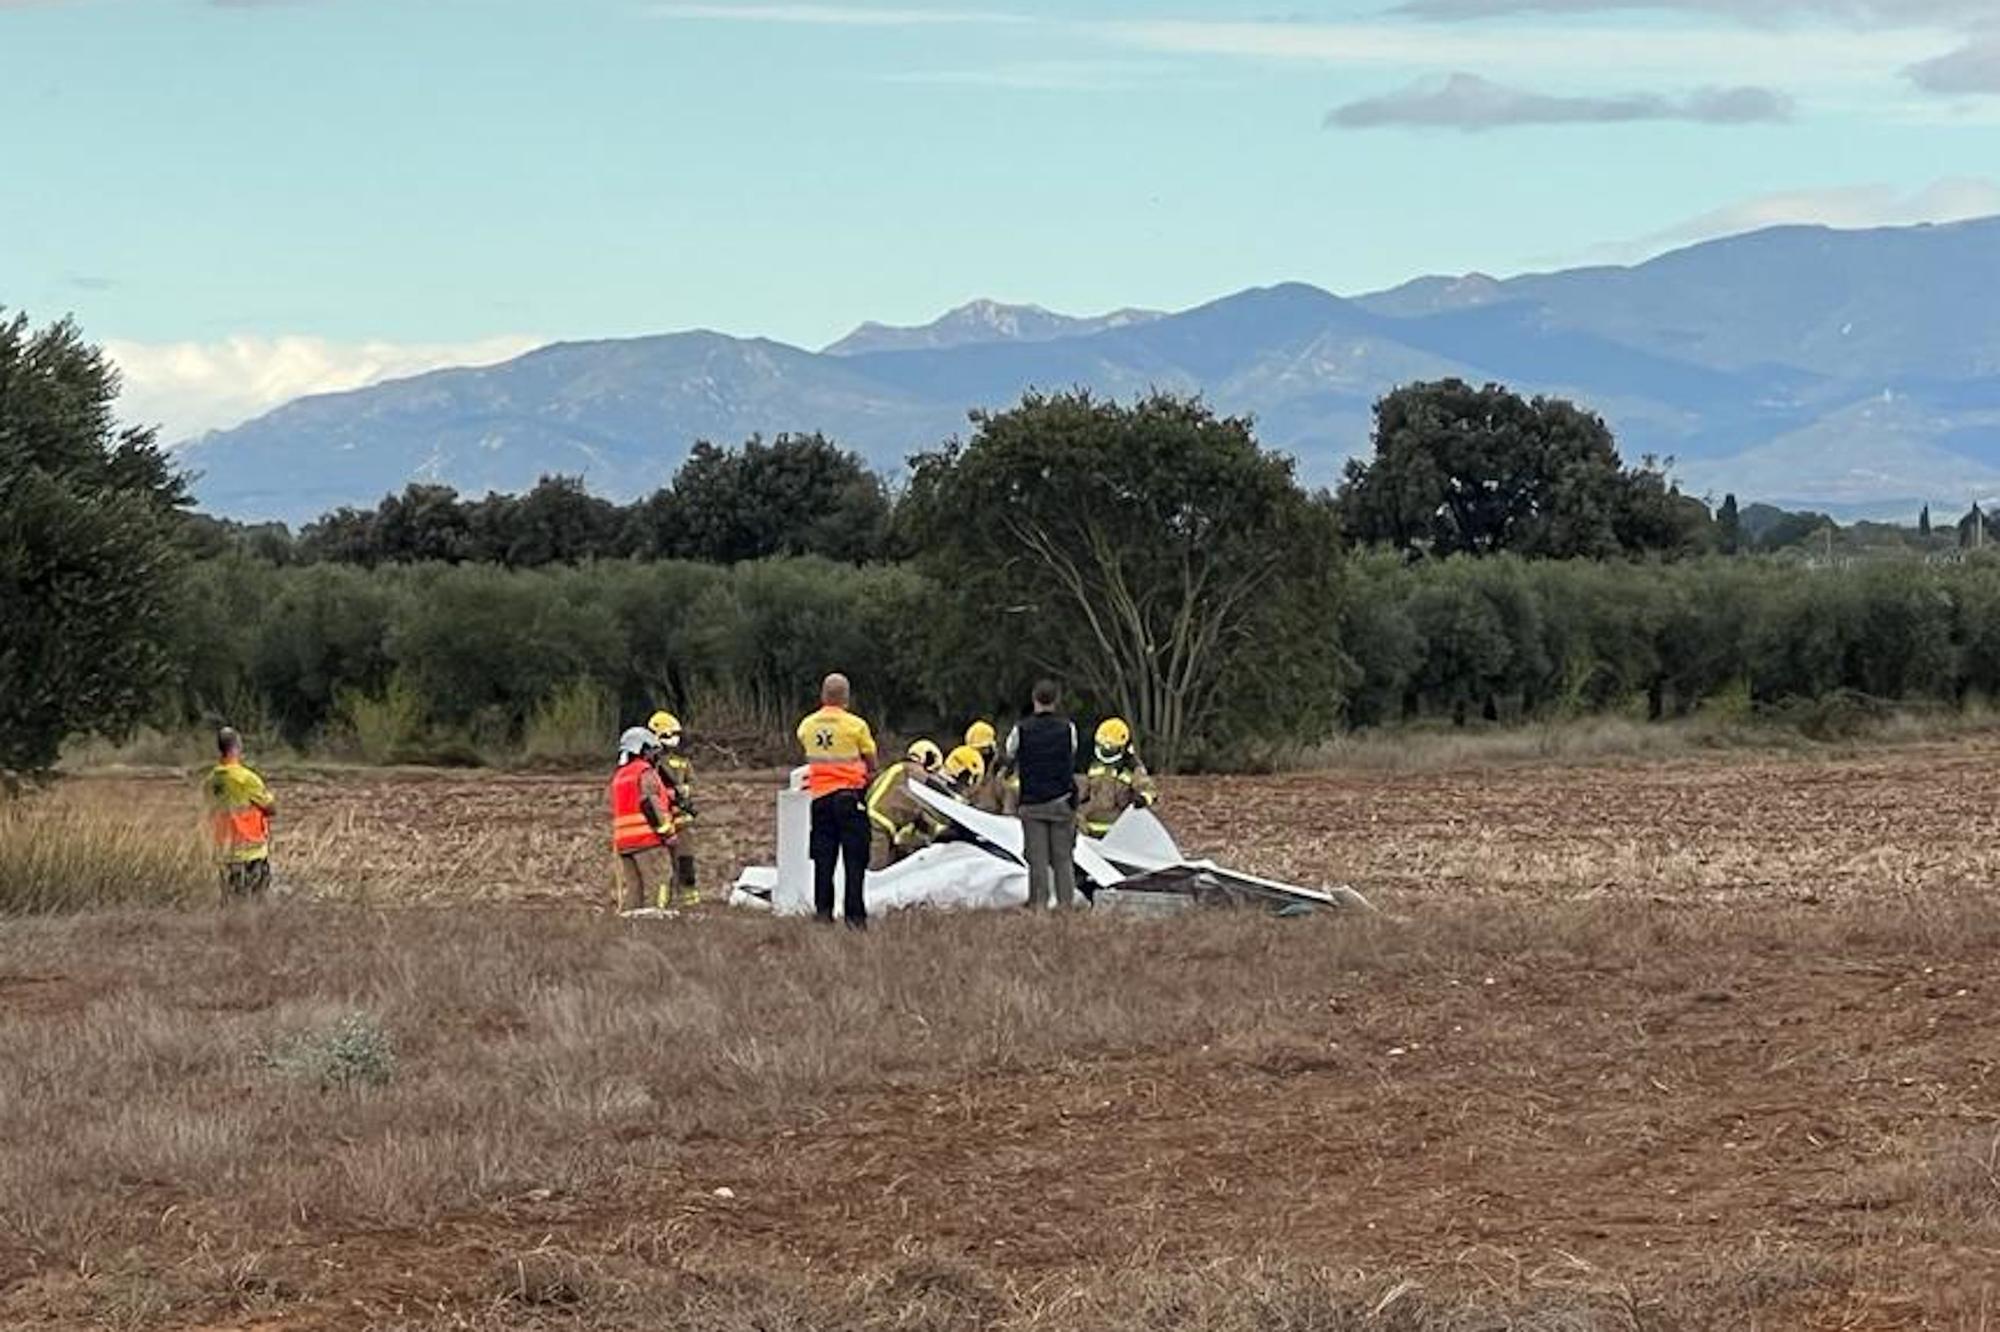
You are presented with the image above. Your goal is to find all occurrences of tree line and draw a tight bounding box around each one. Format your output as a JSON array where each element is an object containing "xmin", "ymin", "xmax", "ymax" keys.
[{"xmin": 5, "ymin": 307, "xmax": 1989, "ymax": 773}]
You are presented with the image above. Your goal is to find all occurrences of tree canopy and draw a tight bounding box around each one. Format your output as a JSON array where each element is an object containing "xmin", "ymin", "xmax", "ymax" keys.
[
  {"xmin": 1337, "ymin": 379, "xmax": 1709, "ymax": 560},
  {"xmin": 902, "ymin": 390, "xmax": 1346, "ymax": 770},
  {"xmin": 0, "ymin": 311, "xmax": 190, "ymax": 771}
]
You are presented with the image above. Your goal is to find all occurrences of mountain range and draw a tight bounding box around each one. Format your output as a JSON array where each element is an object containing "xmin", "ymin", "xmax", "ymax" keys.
[{"xmin": 179, "ymin": 217, "xmax": 2000, "ymax": 524}]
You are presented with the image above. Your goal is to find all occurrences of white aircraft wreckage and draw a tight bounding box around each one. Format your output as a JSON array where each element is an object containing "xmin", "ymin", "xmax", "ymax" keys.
[{"xmin": 729, "ymin": 772, "xmax": 1372, "ymax": 918}]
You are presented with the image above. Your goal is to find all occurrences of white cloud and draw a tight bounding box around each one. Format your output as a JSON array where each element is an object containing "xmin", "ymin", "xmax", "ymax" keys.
[
  {"xmin": 1396, "ymin": 0, "xmax": 1993, "ymax": 23},
  {"xmin": 1098, "ymin": 17, "xmax": 1951, "ymax": 85},
  {"xmin": 1582, "ymin": 175, "xmax": 2000, "ymax": 261},
  {"xmin": 105, "ymin": 334, "xmax": 545, "ymax": 443},
  {"xmin": 1906, "ymin": 37, "xmax": 2000, "ymax": 92},
  {"xmin": 1327, "ymin": 72, "xmax": 1791, "ymax": 130},
  {"xmin": 651, "ymin": 3, "xmax": 1026, "ymax": 25},
  {"xmin": 879, "ymin": 58, "xmax": 1160, "ymax": 90}
]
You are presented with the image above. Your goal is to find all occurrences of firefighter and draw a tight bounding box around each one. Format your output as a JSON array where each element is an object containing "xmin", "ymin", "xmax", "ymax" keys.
[
  {"xmin": 961, "ymin": 720, "xmax": 1011, "ymax": 813},
  {"xmin": 609, "ymin": 727, "xmax": 678, "ymax": 913},
  {"xmin": 1076, "ymin": 717, "xmax": 1157, "ymax": 838},
  {"xmin": 865, "ymin": 739, "xmax": 946, "ymax": 870},
  {"xmin": 942, "ymin": 744, "xmax": 987, "ymax": 802},
  {"xmin": 647, "ymin": 710, "xmax": 700, "ymax": 906},
  {"xmin": 204, "ymin": 726, "xmax": 277, "ymax": 898}
]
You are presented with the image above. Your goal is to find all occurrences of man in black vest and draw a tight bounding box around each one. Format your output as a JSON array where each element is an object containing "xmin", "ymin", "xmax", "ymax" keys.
[{"xmin": 1004, "ymin": 680, "xmax": 1080, "ymax": 910}]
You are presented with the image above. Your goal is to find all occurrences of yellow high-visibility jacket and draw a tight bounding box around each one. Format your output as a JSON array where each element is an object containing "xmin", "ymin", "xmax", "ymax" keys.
[
  {"xmin": 204, "ymin": 760, "xmax": 275, "ymax": 863},
  {"xmin": 1077, "ymin": 758, "xmax": 1157, "ymax": 837},
  {"xmin": 866, "ymin": 761, "xmax": 944, "ymax": 858}
]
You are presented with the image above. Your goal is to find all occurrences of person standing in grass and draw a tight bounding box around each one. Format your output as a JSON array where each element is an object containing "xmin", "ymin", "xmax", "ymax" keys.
[
  {"xmin": 1005, "ymin": 681, "xmax": 1080, "ymax": 912},
  {"xmin": 204, "ymin": 726, "xmax": 276, "ymax": 899},
  {"xmin": 610, "ymin": 727, "xmax": 678, "ymax": 913},
  {"xmin": 796, "ymin": 672, "xmax": 877, "ymax": 929}
]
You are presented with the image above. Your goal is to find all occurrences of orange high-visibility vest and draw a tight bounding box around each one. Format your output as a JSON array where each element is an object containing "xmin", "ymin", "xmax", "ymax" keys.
[
  {"xmin": 609, "ymin": 758, "xmax": 670, "ymax": 854},
  {"xmin": 205, "ymin": 760, "xmax": 272, "ymax": 863}
]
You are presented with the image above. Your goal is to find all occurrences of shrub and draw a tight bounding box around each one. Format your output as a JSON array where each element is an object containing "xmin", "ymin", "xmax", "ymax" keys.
[
  {"xmin": 337, "ymin": 673, "xmax": 427, "ymax": 765},
  {"xmin": 262, "ymin": 1012, "xmax": 397, "ymax": 1089},
  {"xmin": 521, "ymin": 679, "xmax": 615, "ymax": 767}
]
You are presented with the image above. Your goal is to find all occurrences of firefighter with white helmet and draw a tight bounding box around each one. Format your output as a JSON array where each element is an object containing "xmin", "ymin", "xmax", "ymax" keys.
[
  {"xmin": 865, "ymin": 738, "xmax": 948, "ymax": 870},
  {"xmin": 647, "ymin": 709, "xmax": 700, "ymax": 906},
  {"xmin": 1076, "ymin": 717, "xmax": 1157, "ymax": 838},
  {"xmin": 609, "ymin": 726, "xmax": 678, "ymax": 912}
]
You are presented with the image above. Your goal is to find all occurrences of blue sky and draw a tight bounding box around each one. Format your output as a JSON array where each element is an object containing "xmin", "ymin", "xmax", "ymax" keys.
[{"xmin": 3, "ymin": 0, "xmax": 1997, "ymax": 437}]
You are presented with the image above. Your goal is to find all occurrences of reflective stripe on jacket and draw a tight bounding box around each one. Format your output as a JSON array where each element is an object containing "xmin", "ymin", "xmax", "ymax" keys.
[
  {"xmin": 1077, "ymin": 760, "xmax": 1155, "ymax": 835},
  {"xmin": 865, "ymin": 761, "xmax": 937, "ymax": 844},
  {"xmin": 205, "ymin": 760, "xmax": 273, "ymax": 863},
  {"xmin": 610, "ymin": 758, "xmax": 672, "ymax": 854}
]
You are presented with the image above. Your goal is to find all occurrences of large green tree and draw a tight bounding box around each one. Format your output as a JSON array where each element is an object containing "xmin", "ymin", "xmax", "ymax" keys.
[
  {"xmin": 1338, "ymin": 379, "xmax": 1708, "ymax": 560},
  {"xmin": 903, "ymin": 390, "xmax": 1346, "ymax": 770},
  {"xmin": 0, "ymin": 312, "xmax": 190, "ymax": 771},
  {"xmin": 664, "ymin": 433, "xmax": 890, "ymax": 564}
]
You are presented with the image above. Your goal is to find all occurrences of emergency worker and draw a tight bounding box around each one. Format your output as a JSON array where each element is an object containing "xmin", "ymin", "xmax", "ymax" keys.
[
  {"xmin": 942, "ymin": 744, "xmax": 987, "ymax": 802},
  {"xmin": 609, "ymin": 727, "xmax": 678, "ymax": 912},
  {"xmin": 962, "ymin": 720, "xmax": 1011, "ymax": 813},
  {"xmin": 865, "ymin": 739, "xmax": 946, "ymax": 869},
  {"xmin": 204, "ymin": 726, "xmax": 277, "ymax": 898},
  {"xmin": 647, "ymin": 710, "xmax": 700, "ymax": 906},
  {"xmin": 796, "ymin": 673, "xmax": 876, "ymax": 928},
  {"xmin": 1076, "ymin": 717, "xmax": 1158, "ymax": 838}
]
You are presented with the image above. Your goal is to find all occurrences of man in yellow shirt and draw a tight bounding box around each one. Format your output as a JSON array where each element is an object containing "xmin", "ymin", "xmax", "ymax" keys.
[
  {"xmin": 795, "ymin": 673, "xmax": 877, "ymax": 928},
  {"xmin": 204, "ymin": 727, "xmax": 277, "ymax": 898}
]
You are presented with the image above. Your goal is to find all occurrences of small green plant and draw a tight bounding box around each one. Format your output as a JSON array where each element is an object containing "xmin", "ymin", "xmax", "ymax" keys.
[
  {"xmin": 337, "ymin": 674, "xmax": 427, "ymax": 765},
  {"xmin": 520, "ymin": 679, "xmax": 614, "ymax": 767},
  {"xmin": 263, "ymin": 1012, "xmax": 397, "ymax": 1089}
]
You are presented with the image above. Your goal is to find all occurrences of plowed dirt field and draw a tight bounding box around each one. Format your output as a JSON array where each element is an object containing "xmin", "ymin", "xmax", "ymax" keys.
[{"xmin": 6, "ymin": 740, "xmax": 2000, "ymax": 1329}]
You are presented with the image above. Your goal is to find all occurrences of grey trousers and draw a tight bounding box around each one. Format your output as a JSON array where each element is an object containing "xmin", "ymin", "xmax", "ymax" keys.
[{"xmin": 1018, "ymin": 798, "xmax": 1078, "ymax": 909}]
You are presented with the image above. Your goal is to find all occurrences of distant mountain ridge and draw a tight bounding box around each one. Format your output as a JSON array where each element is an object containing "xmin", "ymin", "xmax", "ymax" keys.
[
  {"xmin": 180, "ymin": 217, "xmax": 2000, "ymax": 523},
  {"xmin": 821, "ymin": 299, "xmax": 1165, "ymax": 356}
]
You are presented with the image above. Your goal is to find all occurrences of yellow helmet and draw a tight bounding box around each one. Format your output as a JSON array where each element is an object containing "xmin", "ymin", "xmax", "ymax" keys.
[
  {"xmin": 944, "ymin": 744, "xmax": 986, "ymax": 789},
  {"xmin": 1094, "ymin": 717, "xmax": 1132, "ymax": 762},
  {"xmin": 906, "ymin": 739, "xmax": 944, "ymax": 773},
  {"xmin": 648, "ymin": 710, "xmax": 683, "ymax": 747},
  {"xmin": 965, "ymin": 720, "xmax": 997, "ymax": 753}
]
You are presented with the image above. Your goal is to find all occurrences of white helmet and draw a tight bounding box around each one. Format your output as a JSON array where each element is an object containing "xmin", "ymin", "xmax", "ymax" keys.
[{"xmin": 618, "ymin": 726, "xmax": 659, "ymax": 761}]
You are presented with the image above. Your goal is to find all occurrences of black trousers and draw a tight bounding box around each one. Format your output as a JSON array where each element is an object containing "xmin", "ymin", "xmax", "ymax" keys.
[{"xmin": 809, "ymin": 790, "xmax": 871, "ymax": 924}]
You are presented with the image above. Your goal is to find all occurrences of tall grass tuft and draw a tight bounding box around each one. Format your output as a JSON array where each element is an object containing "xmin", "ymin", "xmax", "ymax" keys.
[
  {"xmin": 0, "ymin": 793, "xmax": 214, "ymax": 914},
  {"xmin": 521, "ymin": 679, "xmax": 615, "ymax": 767},
  {"xmin": 337, "ymin": 674, "xmax": 428, "ymax": 765}
]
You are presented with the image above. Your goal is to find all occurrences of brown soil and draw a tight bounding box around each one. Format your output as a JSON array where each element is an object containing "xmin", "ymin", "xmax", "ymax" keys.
[{"xmin": 11, "ymin": 740, "xmax": 2000, "ymax": 1328}]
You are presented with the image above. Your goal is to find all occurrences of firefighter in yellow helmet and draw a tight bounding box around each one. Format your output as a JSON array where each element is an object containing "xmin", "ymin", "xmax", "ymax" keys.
[
  {"xmin": 942, "ymin": 744, "xmax": 986, "ymax": 801},
  {"xmin": 865, "ymin": 739, "xmax": 947, "ymax": 870},
  {"xmin": 961, "ymin": 720, "xmax": 1011, "ymax": 813},
  {"xmin": 648, "ymin": 710, "xmax": 700, "ymax": 907},
  {"xmin": 1076, "ymin": 717, "xmax": 1157, "ymax": 839}
]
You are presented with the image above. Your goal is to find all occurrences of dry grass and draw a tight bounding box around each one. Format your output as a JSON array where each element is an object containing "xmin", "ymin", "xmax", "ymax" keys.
[
  {"xmin": 0, "ymin": 787, "xmax": 214, "ymax": 914},
  {"xmin": 18, "ymin": 744, "xmax": 2000, "ymax": 1326},
  {"xmin": 5, "ymin": 893, "xmax": 2000, "ymax": 1327},
  {"xmin": 1309, "ymin": 705, "xmax": 2000, "ymax": 774}
]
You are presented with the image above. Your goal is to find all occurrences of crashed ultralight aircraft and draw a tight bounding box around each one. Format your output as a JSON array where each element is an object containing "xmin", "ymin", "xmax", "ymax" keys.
[{"xmin": 729, "ymin": 771, "xmax": 1370, "ymax": 917}]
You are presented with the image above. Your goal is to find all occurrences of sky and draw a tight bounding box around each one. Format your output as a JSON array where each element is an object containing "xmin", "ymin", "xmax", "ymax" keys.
[{"xmin": 3, "ymin": 0, "xmax": 1998, "ymax": 440}]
